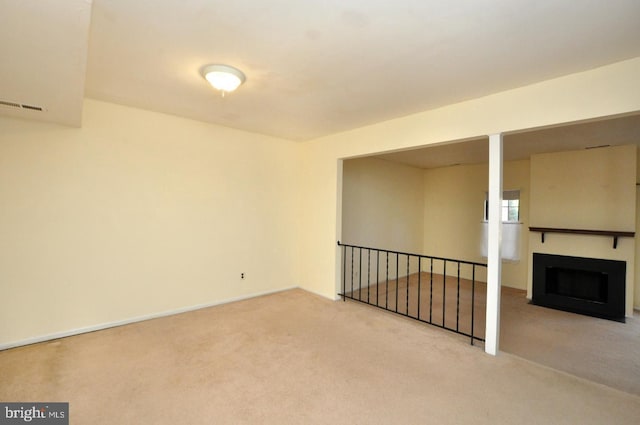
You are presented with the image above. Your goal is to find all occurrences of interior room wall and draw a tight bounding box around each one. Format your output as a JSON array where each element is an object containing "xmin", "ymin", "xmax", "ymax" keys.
[
  {"xmin": 3, "ymin": 59, "xmax": 639, "ymax": 346},
  {"xmin": 340, "ymin": 157, "xmax": 424, "ymax": 288},
  {"xmin": 423, "ymin": 159, "xmax": 530, "ymax": 289},
  {"xmin": 0, "ymin": 99, "xmax": 300, "ymax": 347},
  {"xmin": 527, "ymin": 145, "xmax": 637, "ymax": 315},
  {"xmin": 298, "ymin": 57, "xmax": 640, "ymax": 299},
  {"xmin": 529, "ymin": 145, "xmax": 636, "ymax": 230},
  {"xmin": 635, "ymin": 184, "xmax": 640, "ymax": 309},
  {"xmin": 636, "ymin": 147, "xmax": 640, "ymax": 309},
  {"xmin": 342, "ymin": 157, "xmax": 424, "ymax": 252}
]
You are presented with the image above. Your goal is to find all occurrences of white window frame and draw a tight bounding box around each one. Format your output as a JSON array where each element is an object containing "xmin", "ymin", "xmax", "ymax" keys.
[
  {"xmin": 484, "ymin": 190, "xmax": 521, "ymax": 223},
  {"xmin": 482, "ymin": 189, "xmax": 521, "ymax": 261}
]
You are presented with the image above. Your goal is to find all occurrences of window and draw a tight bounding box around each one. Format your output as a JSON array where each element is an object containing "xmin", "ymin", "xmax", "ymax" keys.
[
  {"xmin": 481, "ymin": 189, "xmax": 521, "ymax": 261},
  {"xmin": 484, "ymin": 190, "xmax": 520, "ymax": 222}
]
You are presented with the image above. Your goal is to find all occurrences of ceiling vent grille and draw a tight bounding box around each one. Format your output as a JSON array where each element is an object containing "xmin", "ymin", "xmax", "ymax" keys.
[{"xmin": 0, "ymin": 99, "xmax": 44, "ymax": 111}]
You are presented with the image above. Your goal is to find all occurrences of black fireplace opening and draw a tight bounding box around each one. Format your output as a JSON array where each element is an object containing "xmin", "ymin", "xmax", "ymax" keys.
[
  {"xmin": 546, "ymin": 267, "xmax": 608, "ymax": 303},
  {"xmin": 532, "ymin": 253, "xmax": 625, "ymax": 322}
]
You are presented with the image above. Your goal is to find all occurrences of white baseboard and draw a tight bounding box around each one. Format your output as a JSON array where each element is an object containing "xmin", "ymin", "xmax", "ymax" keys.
[
  {"xmin": 0, "ymin": 286, "xmax": 297, "ymax": 351},
  {"xmin": 297, "ymin": 286, "xmax": 341, "ymax": 301}
]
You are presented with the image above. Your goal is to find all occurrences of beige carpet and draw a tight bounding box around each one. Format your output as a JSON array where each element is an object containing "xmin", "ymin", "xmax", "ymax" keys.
[
  {"xmin": 346, "ymin": 272, "xmax": 486, "ymax": 340},
  {"xmin": 499, "ymin": 286, "xmax": 640, "ymax": 395},
  {"xmin": 2, "ymin": 289, "xmax": 640, "ymax": 424},
  {"xmin": 347, "ymin": 272, "xmax": 640, "ymax": 395}
]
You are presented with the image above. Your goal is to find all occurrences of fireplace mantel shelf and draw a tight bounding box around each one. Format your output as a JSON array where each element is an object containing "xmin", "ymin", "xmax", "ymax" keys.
[{"xmin": 529, "ymin": 227, "xmax": 635, "ymax": 249}]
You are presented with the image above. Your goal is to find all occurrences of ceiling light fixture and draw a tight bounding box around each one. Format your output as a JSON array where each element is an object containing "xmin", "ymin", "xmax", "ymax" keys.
[{"xmin": 201, "ymin": 64, "xmax": 246, "ymax": 96}]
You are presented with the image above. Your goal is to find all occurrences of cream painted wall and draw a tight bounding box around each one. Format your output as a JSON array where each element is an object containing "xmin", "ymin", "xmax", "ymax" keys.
[
  {"xmin": 423, "ymin": 160, "xmax": 530, "ymax": 289},
  {"xmin": 342, "ymin": 157, "xmax": 424, "ymax": 252},
  {"xmin": 0, "ymin": 99, "xmax": 299, "ymax": 347},
  {"xmin": 340, "ymin": 157, "xmax": 531, "ymax": 289},
  {"xmin": 636, "ymin": 184, "xmax": 640, "ymax": 309},
  {"xmin": 530, "ymin": 145, "xmax": 636, "ymax": 230},
  {"xmin": 3, "ymin": 58, "xmax": 640, "ymax": 346},
  {"xmin": 298, "ymin": 57, "xmax": 640, "ymax": 299},
  {"xmin": 341, "ymin": 157, "xmax": 424, "ymax": 289},
  {"xmin": 527, "ymin": 145, "xmax": 637, "ymax": 316},
  {"xmin": 636, "ymin": 148, "xmax": 640, "ymax": 308}
]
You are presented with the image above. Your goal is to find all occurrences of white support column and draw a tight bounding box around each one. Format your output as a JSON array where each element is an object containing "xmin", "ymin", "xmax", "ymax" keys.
[{"xmin": 485, "ymin": 133, "xmax": 503, "ymax": 356}]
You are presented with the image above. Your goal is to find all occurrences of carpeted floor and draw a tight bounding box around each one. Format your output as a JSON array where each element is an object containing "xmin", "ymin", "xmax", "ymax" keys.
[
  {"xmin": 1, "ymin": 288, "xmax": 640, "ymax": 424},
  {"xmin": 347, "ymin": 272, "xmax": 640, "ymax": 395},
  {"xmin": 499, "ymin": 286, "xmax": 640, "ymax": 395}
]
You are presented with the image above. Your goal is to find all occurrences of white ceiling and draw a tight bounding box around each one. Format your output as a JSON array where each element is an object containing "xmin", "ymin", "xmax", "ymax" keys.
[
  {"xmin": 0, "ymin": 0, "xmax": 91, "ymax": 126},
  {"xmin": 375, "ymin": 113, "xmax": 640, "ymax": 169},
  {"xmin": 1, "ymin": 0, "xmax": 640, "ymax": 141}
]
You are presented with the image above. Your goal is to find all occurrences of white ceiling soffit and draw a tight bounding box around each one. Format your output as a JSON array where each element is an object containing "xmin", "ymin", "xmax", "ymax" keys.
[
  {"xmin": 2, "ymin": 1, "xmax": 640, "ymax": 139},
  {"xmin": 374, "ymin": 113, "xmax": 640, "ymax": 170},
  {"xmin": 0, "ymin": 0, "xmax": 92, "ymax": 127},
  {"xmin": 84, "ymin": 0, "xmax": 640, "ymax": 141}
]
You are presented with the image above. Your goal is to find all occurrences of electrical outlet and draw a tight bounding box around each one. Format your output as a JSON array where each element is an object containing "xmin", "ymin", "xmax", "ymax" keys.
[{"xmin": 241, "ymin": 273, "xmax": 245, "ymax": 280}]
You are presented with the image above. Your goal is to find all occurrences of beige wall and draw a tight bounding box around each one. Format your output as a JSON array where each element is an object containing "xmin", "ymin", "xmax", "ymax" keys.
[
  {"xmin": 342, "ymin": 157, "xmax": 424, "ymax": 252},
  {"xmin": 527, "ymin": 145, "xmax": 637, "ymax": 315},
  {"xmin": 0, "ymin": 99, "xmax": 300, "ymax": 347},
  {"xmin": 636, "ymin": 148, "xmax": 640, "ymax": 308},
  {"xmin": 341, "ymin": 157, "xmax": 531, "ymax": 290},
  {"xmin": 341, "ymin": 145, "xmax": 640, "ymax": 307},
  {"xmin": 299, "ymin": 57, "xmax": 640, "ymax": 299},
  {"xmin": 530, "ymin": 145, "xmax": 636, "ymax": 230},
  {"xmin": 423, "ymin": 160, "xmax": 530, "ymax": 289},
  {"xmin": 636, "ymin": 185, "xmax": 640, "ymax": 308},
  {"xmin": 3, "ymin": 57, "xmax": 640, "ymax": 346},
  {"xmin": 340, "ymin": 157, "xmax": 424, "ymax": 289}
]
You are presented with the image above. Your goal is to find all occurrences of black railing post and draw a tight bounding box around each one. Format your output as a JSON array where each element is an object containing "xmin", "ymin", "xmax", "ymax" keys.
[
  {"xmin": 395, "ymin": 254, "xmax": 399, "ymax": 313},
  {"xmin": 376, "ymin": 250, "xmax": 380, "ymax": 306},
  {"xmin": 429, "ymin": 258, "xmax": 434, "ymax": 323},
  {"xmin": 442, "ymin": 260, "xmax": 447, "ymax": 326},
  {"xmin": 471, "ymin": 265, "xmax": 476, "ymax": 345},
  {"xmin": 456, "ymin": 262, "xmax": 461, "ymax": 333},
  {"xmin": 351, "ymin": 246, "xmax": 354, "ymax": 297},
  {"xmin": 358, "ymin": 248, "xmax": 362, "ymax": 300},
  {"xmin": 417, "ymin": 257, "xmax": 422, "ymax": 320},
  {"xmin": 342, "ymin": 243, "xmax": 346, "ymax": 301},
  {"xmin": 406, "ymin": 255, "xmax": 410, "ymax": 316},
  {"xmin": 367, "ymin": 249, "xmax": 371, "ymax": 303},
  {"xmin": 385, "ymin": 252, "xmax": 389, "ymax": 309},
  {"xmin": 336, "ymin": 242, "xmax": 486, "ymax": 345}
]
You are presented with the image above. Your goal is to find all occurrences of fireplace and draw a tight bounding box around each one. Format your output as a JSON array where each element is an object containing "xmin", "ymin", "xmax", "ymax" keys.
[{"xmin": 532, "ymin": 253, "xmax": 626, "ymax": 322}]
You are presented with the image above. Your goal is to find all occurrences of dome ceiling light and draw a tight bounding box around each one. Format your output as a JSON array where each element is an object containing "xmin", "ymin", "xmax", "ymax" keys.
[{"xmin": 200, "ymin": 64, "xmax": 246, "ymax": 97}]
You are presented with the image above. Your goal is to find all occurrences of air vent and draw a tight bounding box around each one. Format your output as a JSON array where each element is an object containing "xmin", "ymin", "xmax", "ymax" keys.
[
  {"xmin": 21, "ymin": 104, "xmax": 43, "ymax": 111},
  {"xmin": 0, "ymin": 100, "xmax": 20, "ymax": 108},
  {"xmin": 0, "ymin": 99, "xmax": 45, "ymax": 111}
]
